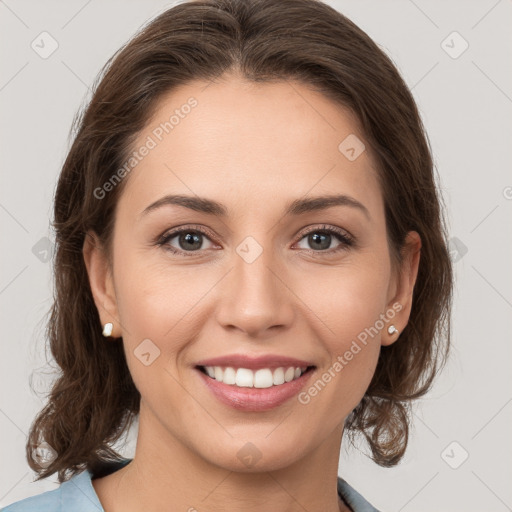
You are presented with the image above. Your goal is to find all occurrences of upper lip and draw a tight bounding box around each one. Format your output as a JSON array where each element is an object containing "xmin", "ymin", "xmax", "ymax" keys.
[{"xmin": 195, "ymin": 354, "xmax": 316, "ymax": 370}]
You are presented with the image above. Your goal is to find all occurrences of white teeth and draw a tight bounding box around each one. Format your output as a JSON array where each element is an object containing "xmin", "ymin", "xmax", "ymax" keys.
[
  {"xmin": 254, "ymin": 369, "xmax": 273, "ymax": 388},
  {"xmin": 235, "ymin": 368, "xmax": 253, "ymax": 387},
  {"xmin": 273, "ymin": 367, "xmax": 285, "ymax": 385},
  {"xmin": 223, "ymin": 366, "xmax": 236, "ymax": 385},
  {"xmin": 203, "ymin": 365, "xmax": 308, "ymax": 388},
  {"xmin": 284, "ymin": 367, "xmax": 295, "ymax": 382}
]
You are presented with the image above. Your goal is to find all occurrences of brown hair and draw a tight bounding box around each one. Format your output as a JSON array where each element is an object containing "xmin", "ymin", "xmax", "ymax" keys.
[{"xmin": 27, "ymin": 0, "xmax": 453, "ymax": 482}]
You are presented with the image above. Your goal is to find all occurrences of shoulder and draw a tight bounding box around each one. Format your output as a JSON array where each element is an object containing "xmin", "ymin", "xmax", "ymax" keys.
[
  {"xmin": 1, "ymin": 459, "xmax": 132, "ymax": 512},
  {"xmin": 337, "ymin": 476, "xmax": 382, "ymax": 512},
  {"xmin": 1, "ymin": 470, "xmax": 100, "ymax": 512},
  {"xmin": 1, "ymin": 486, "xmax": 60, "ymax": 512}
]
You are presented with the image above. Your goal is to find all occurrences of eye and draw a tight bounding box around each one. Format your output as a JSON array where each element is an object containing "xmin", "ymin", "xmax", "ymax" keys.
[
  {"xmin": 155, "ymin": 224, "xmax": 355, "ymax": 257},
  {"xmin": 294, "ymin": 225, "xmax": 354, "ymax": 254},
  {"xmin": 156, "ymin": 225, "xmax": 216, "ymax": 256}
]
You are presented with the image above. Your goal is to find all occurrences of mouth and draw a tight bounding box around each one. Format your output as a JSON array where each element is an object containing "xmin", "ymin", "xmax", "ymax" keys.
[{"xmin": 194, "ymin": 364, "xmax": 317, "ymax": 412}]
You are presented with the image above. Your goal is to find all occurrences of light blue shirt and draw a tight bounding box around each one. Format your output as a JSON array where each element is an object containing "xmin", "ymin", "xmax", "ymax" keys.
[{"xmin": 1, "ymin": 458, "xmax": 381, "ymax": 512}]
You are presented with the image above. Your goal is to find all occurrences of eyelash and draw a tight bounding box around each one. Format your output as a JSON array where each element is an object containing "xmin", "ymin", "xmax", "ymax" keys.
[{"xmin": 155, "ymin": 224, "xmax": 355, "ymax": 257}]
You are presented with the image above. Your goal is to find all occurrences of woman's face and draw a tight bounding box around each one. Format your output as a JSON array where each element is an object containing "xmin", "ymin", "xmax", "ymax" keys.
[{"xmin": 86, "ymin": 73, "xmax": 420, "ymax": 472}]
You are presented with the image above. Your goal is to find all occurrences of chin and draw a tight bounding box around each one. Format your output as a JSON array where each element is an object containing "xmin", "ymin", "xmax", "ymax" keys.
[{"xmin": 198, "ymin": 436, "xmax": 306, "ymax": 473}]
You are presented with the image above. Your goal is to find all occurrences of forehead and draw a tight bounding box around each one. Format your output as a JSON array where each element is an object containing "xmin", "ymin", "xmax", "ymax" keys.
[{"xmin": 119, "ymin": 75, "xmax": 384, "ymax": 223}]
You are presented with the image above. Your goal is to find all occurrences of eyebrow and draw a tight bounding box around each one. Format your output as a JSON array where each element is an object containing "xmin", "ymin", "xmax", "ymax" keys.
[{"xmin": 139, "ymin": 193, "xmax": 371, "ymax": 220}]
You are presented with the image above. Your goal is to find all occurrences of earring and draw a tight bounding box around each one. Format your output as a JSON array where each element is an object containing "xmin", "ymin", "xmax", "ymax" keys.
[
  {"xmin": 102, "ymin": 322, "xmax": 114, "ymax": 337},
  {"xmin": 387, "ymin": 325, "xmax": 399, "ymax": 336}
]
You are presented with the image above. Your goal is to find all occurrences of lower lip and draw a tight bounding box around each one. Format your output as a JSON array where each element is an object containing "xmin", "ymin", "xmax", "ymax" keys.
[{"xmin": 195, "ymin": 367, "xmax": 315, "ymax": 412}]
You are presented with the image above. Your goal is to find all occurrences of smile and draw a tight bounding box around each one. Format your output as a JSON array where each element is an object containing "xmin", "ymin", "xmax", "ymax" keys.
[
  {"xmin": 195, "ymin": 365, "xmax": 316, "ymax": 412},
  {"xmin": 198, "ymin": 365, "xmax": 311, "ymax": 388}
]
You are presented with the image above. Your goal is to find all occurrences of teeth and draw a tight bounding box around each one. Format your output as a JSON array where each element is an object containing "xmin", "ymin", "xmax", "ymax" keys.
[
  {"xmin": 223, "ymin": 366, "xmax": 236, "ymax": 385},
  {"xmin": 203, "ymin": 366, "xmax": 308, "ymax": 388},
  {"xmin": 253, "ymin": 369, "xmax": 273, "ymax": 388},
  {"xmin": 235, "ymin": 368, "xmax": 253, "ymax": 388},
  {"xmin": 273, "ymin": 367, "xmax": 285, "ymax": 385}
]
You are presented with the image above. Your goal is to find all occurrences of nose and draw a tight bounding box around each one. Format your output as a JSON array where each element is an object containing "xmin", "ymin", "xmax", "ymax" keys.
[{"xmin": 214, "ymin": 243, "xmax": 294, "ymax": 338}]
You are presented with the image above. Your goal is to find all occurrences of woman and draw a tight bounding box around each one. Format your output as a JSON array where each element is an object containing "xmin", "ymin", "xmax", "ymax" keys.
[{"xmin": 2, "ymin": 0, "xmax": 453, "ymax": 510}]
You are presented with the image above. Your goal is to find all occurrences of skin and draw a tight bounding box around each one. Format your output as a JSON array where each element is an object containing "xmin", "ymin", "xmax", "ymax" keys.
[{"xmin": 84, "ymin": 72, "xmax": 421, "ymax": 512}]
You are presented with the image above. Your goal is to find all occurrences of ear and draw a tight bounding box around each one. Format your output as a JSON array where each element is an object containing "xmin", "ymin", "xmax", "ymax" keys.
[
  {"xmin": 382, "ymin": 230, "xmax": 422, "ymax": 347},
  {"xmin": 82, "ymin": 230, "xmax": 121, "ymax": 338}
]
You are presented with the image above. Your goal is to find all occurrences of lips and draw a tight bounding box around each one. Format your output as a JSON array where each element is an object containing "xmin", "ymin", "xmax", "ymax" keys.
[{"xmin": 193, "ymin": 354, "xmax": 317, "ymax": 411}]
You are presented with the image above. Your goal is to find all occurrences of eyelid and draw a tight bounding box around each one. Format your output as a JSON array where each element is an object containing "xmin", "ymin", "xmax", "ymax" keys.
[
  {"xmin": 294, "ymin": 224, "xmax": 354, "ymax": 243},
  {"xmin": 156, "ymin": 224, "xmax": 217, "ymax": 244}
]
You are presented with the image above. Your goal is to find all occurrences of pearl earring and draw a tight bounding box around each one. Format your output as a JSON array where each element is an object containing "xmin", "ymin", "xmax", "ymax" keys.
[
  {"xmin": 102, "ymin": 322, "xmax": 114, "ymax": 337},
  {"xmin": 387, "ymin": 325, "xmax": 399, "ymax": 336}
]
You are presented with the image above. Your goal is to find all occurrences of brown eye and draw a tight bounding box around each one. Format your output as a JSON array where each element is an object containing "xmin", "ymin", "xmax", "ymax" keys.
[
  {"xmin": 295, "ymin": 225, "xmax": 354, "ymax": 254},
  {"xmin": 157, "ymin": 226, "xmax": 216, "ymax": 256}
]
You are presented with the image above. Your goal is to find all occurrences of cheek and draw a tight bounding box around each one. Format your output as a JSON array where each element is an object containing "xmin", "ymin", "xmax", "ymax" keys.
[
  {"xmin": 113, "ymin": 245, "xmax": 205, "ymax": 334},
  {"xmin": 112, "ymin": 253, "xmax": 219, "ymax": 386},
  {"xmin": 112, "ymin": 260, "xmax": 201, "ymax": 406},
  {"xmin": 295, "ymin": 257, "xmax": 390, "ymax": 341},
  {"xmin": 293, "ymin": 260, "xmax": 389, "ymax": 407}
]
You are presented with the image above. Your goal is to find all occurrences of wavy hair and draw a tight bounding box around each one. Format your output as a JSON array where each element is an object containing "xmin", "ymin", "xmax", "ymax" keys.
[{"xmin": 26, "ymin": 0, "xmax": 453, "ymax": 482}]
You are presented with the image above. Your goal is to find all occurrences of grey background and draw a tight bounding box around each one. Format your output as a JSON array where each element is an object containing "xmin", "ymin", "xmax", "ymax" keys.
[{"xmin": 1, "ymin": 1, "xmax": 511, "ymax": 511}]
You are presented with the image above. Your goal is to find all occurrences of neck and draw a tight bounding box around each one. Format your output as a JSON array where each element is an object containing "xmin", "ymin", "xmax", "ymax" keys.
[{"xmin": 93, "ymin": 403, "xmax": 350, "ymax": 512}]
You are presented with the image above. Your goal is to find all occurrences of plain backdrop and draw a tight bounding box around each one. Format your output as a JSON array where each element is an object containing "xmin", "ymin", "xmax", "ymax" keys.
[{"xmin": 1, "ymin": 1, "xmax": 511, "ymax": 511}]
